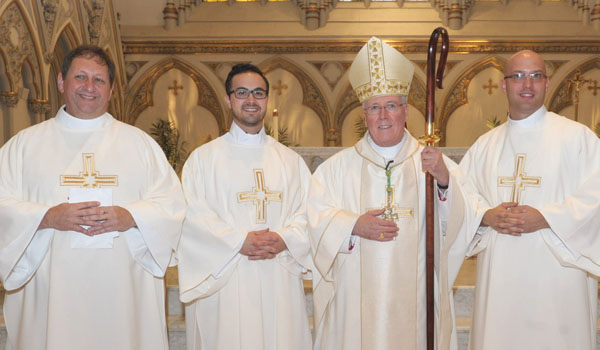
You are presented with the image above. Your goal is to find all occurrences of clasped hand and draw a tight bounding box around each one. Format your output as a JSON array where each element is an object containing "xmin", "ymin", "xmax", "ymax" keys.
[
  {"xmin": 39, "ymin": 201, "xmax": 137, "ymax": 236},
  {"xmin": 482, "ymin": 202, "xmax": 550, "ymax": 236},
  {"xmin": 240, "ymin": 229, "xmax": 287, "ymax": 260}
]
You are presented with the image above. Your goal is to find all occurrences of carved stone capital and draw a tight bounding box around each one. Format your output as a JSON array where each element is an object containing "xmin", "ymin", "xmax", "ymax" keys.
[
  {"xmin": 28, "ymin": 99, "xmax": 51, "ymax": 114},
  {"xmin": 0, "ymin": 92, "xmax": 19, "ymax": 107}
]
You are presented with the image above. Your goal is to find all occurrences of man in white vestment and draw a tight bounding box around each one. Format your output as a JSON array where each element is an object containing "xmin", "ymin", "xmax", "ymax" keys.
[
  {"xmin": 461, "ymin": 50, "xmax": 600, "ymax": 350},
  {"xmin": 177, "ymin": 64, "xmax": 313, "ymax": 350},
  {"xmin": 308, "ymin": 37, "xmax": 478, "ymax": 350},
  {"xmin": 0, "ymin": 46, "xmax": 186, "ymax": 350}
]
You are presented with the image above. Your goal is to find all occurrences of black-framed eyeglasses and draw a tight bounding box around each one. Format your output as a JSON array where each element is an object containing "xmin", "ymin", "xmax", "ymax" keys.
[
  {"xmin": 364, "ymin": 102, "xmax": 405, "ymax": 116},
  {"xmin": 503, "ymin": 72, "xmax": 547, "ymax": 82},
  {"xmin": 228, "ymin": 87, "xmax": 268, "ymax": 99}
]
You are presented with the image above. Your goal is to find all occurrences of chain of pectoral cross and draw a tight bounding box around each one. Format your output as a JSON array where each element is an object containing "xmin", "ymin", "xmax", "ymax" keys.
[{"xmin": 383, "ymin": 160, "xmax": 398, "ymax": 221}]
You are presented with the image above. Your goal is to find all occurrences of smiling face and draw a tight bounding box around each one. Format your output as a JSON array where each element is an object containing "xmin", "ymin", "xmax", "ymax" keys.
[
  {"xmin": 502, "ymin": 50, "xmax": 550, "ymax": 120},
  {"xmin": 364, "ymin": 95, "xmax": 409, "ymax": 147},
  {"xmin": 57, "ymin": 56, "xmax": 113, "ymax": 120},
  {"xmin": 225, "ymin": 72, "xmax": 269, "ymax": 134}
]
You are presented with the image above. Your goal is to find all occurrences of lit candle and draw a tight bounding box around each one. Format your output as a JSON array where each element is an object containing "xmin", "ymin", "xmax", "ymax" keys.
[{"xmin": 272, "ymin": 109, "xmax": 279, "ymax": 141}]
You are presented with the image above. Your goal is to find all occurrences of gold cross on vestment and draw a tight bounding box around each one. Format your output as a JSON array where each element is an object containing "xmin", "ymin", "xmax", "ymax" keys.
[
  {"xmin": 381, "ymin": 185, "xmax": 413, "ymax": 222},
  {"xmin": 498, "ymin": 154, "xmax": 540, "ymax": 203},
  {"xmin": 238, "ymin": 169, "xmax": 282, "ymax": 224},
  {"xmin": 60, "ymin": 153, "xmax": 118, "ymax": 188}
]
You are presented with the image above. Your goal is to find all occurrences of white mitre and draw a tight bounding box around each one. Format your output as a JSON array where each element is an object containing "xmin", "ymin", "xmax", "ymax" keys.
[{"xmin": 349, "ymin": 36, "xmax": 415, "ymax": 103}]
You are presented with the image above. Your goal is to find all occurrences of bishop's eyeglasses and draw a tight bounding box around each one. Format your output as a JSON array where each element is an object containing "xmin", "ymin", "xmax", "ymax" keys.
[
  {"xmin": 228, "ymin": 87, "xmax": 268, "ymax": 99},
  {"xmin": 503, "ymin": 72, "xmax": 547, "ymax": 82},
  {"xmin": 364, "ymin": 102, "xmax": 405, "ymax": 116}
]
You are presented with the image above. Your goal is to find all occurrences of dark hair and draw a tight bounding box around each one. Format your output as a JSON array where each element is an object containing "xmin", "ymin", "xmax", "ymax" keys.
[
  {"xmin": 225, "ymin": 63, "xmax": 269, "ymax": 95},
  {"xmin": 61, "ymin": 45, "xmax": 115, "ymax": 86}
]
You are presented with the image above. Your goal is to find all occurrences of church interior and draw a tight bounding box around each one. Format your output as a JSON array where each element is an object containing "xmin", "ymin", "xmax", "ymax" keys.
[{"xmin": 0, "ymin": 0, "xmax": 599, "ymax": 348}]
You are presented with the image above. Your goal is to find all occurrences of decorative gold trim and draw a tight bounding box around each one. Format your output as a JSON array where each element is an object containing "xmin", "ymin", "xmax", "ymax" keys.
[
  {"xmin": 237, "ymin": 169, "xmax": 282, "ymax": 224},
  {"xmin": 122, "ymin": 40, "xmax": 600, "ymax": 55},
  {"xmin": 60, "ymin": 153, "xmax": 119, "ymax": 188},
  {"xmin": 498, "ymin": 153, "xmax": 540, "ymax": 203}
]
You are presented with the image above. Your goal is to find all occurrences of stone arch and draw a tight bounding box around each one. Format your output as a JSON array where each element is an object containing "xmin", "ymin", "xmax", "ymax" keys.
[
  {"xmin": 258, "ymin": 57, "xmax": 329, "ymax": 145},
  {"xmin": 104, "ymin": 47, "xmax": 124, "ymax": 120},
  {"xmin": 21, "ymin": 59, "xmax": 40, "ymax": 99},
  {"xmin": 125, "ymin": 57, "xmax": 226, "ymax": 134},
  {"xmin": 548, "ymin": 57, "xmax": 600, "ymax": 114},
  {"xmin": 439, "ymin": 56, "xmax": 506, "ymax": 145},
  {"xmin": 48, "ymin": 23, "xmax": 79, "ymax": 114},
  {"xmin": 333, "ymin": 75, "xmax": 427, "ymax": 146}
]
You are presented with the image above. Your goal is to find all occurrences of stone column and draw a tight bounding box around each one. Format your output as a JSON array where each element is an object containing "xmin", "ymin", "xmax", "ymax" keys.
[{"xmin": 163, "ymin": 1, "xmax": 179, "ymax": 30}]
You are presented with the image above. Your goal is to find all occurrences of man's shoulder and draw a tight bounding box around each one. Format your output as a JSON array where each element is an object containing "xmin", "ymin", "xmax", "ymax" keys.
[{"xmin": 313, "ymin": 145, "xmax": 359, "ymax": 174}]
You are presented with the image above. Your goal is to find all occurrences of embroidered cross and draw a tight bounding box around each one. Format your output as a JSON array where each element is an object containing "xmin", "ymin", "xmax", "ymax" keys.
[
  {"xmin": 498, "ymin": 153, "xmax": 541, "ymax": 203},
  {"xmin": 60, "ymin": 153, "xmax": 118, "ymax": 188},
  {"xmin": 238, "ymin": 169, "xmax": 282, "ymax": 224}
]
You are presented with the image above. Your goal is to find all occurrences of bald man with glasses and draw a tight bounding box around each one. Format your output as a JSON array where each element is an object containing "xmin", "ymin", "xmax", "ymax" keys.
[
  {"xmin": 460, "ymin": 50, "xmax": 600, "ymax": 349},
  {"xmin": 177, "ymin": 63, "xmax": 313, "ymax": 350}
]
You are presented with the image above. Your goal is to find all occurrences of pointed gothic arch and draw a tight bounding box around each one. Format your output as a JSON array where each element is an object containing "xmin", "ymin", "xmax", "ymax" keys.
[
  {"xmin": 548, "ymin": 57, "xmax": 600, "ymax": 114},
  {"xmin": 0, "ymin": 1, "xmax": 44, "ymax": 99},
  {"xmin": 439, "ymin": 56, "xmax": 506, "ymax": 145},
  {"xmin": 125, "ymin": 57, "xmax": 226, "ymax": 133},
  {"xmin": 258, "ymin": 57, "xmax": 329, "ymax": 144}
]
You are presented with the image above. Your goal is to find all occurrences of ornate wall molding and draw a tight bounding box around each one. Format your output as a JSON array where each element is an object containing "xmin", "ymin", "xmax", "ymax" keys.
[
  {"xmin": 123, "ymin": 40, "xmax": 600, "ymax": 55},
  {"xmin": 0, "ymin": 2, "xmax": 43, "ymax": 97},
  {"xmin": 439, "ymin": 56, "xmax": 505, "ymax": 145},
  {"xmin": 548, "ymin": 57, "xmax": 600, "ymax": 113},
  {"xmin": 260, "ymin": 57, "xmax": 330, "ymax": 144},
  {"xmin": 125, "ymin": 58, "xmax": 226, "ymax": 133}
]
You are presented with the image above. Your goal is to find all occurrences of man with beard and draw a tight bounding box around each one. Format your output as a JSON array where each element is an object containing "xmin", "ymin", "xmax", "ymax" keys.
[
  {"xmin": 461, "ymin": 50, "xmax": 600, "ymax": 349},
  {"xmin": 177, "ymin": 63, "xmax": 313, "ymax": 350}
]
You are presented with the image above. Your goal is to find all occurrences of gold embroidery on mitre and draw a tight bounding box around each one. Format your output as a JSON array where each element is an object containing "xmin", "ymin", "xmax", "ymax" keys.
[
  {"xmin": 60, "ymin": 153, "xmax": 118, "ymax": 188},
  {"xmin": 237, "ymin": 169, "xmax": 282, "ymax": 224},
  {"xmin": 349, "ymin": 37, "xmax": 414, "ymax": 103},
  {"xmin": 498, "ymin": 153, "xmax": 541, "ymax": 203}
]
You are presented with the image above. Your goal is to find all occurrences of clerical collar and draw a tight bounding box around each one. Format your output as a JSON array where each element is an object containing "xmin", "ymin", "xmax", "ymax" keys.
[
  {"xmin": 367, "ymin": 132, "xmax": 406, "ymax": 161},
  {"xmin": 56, "ymin": 105, "xmax": 112, "ymax": 130},
  {"xmin": 226, "ymin": 121, "xmax": 266, "ymax": 145},
  {"xmin": 508, "ymin": 106, "xmax": 546, "ymax": 129}
]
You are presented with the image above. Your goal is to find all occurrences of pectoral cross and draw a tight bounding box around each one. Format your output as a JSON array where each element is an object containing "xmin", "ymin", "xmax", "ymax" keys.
[
  {"xmin": 498, "ymin": 154, "xmax": 541, "ymax": 203},
  {"xmin": 60, "ymin": 153, "xmax": 118, "ymax": 188},
  {"xmin": 238, "ymin": 169, "xmax": 282, "ymax": 224},
  {"xmin": 381, "ymin": 162, "xmax": 413, "ymax": 221}
]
